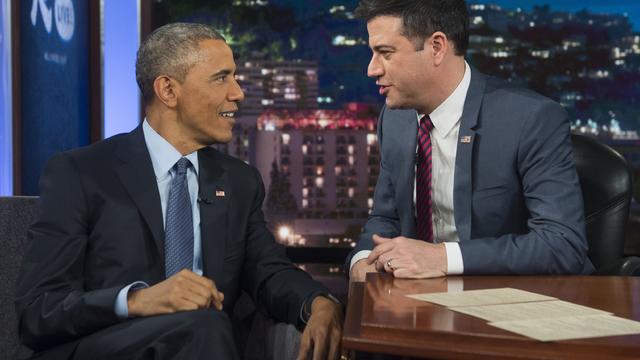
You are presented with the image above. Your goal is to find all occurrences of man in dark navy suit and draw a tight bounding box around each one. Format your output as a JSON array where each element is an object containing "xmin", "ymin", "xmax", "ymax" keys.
[{"xmin": 16, "ymin": 23, "xmax": 342, "ymax": 360}]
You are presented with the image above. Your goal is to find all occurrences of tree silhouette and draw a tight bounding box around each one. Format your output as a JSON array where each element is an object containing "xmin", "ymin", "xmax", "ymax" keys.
[{"xmin": 265, "ymin": 160, "xmax": 298, "ymax": 225}]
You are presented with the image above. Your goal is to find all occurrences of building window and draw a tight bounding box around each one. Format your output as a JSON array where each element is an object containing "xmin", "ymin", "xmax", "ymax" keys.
[{"xmin": 367, "ymin": 134, "xmax": 377, "ymax": 145}]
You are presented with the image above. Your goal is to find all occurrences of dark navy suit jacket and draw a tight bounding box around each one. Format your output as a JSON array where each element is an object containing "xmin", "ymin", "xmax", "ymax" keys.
[
  {"xmin": 351, "ymin": 69, "xmax": 594, "ymax": 275},
  {"xmin": 15, "ymin": 126, "xmax": 325, "ymax": 354}
]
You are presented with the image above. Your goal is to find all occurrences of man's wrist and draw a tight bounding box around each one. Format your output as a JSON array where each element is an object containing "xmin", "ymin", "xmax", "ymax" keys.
[
  {"xmin": 126, "ymin": 285, "xmax": 149, "ymax": 317},
  {"xmin": 349, "ymin": 250, "xmax": 372, "ymax": 273},
  {"xmin": 302, "ymin": 293, "xmax": 341, "ymax": 324},
  {"xmin": 115, "ymin": 281, "xmax": 148, "ymax": 318}
]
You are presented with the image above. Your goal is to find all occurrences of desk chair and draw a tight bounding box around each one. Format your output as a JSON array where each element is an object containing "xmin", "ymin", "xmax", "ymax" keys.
[{"xmin": 572, "ymin": 134, "xmax": 640, "ymax": 275}]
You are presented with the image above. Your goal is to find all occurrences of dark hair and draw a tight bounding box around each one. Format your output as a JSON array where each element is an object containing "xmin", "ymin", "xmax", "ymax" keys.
[
  {"xmin": 355, "ymin": 0, "xmax": 469, "ymax": 56},
  {"xmin": 136, "ymin": 23, "xmax": 225, "ymax": 104}
]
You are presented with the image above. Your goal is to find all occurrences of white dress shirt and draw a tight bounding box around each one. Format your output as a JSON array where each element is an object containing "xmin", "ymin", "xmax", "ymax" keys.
[{"xmin": 351, "ymin": 62, "xmax": 472, "ymax": 275}]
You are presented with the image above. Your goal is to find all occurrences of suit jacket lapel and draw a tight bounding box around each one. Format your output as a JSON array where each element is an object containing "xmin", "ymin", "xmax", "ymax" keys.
[
  {"xmin": 398, "ymin": 111, "xmax": 419, "ymax": 235},
  {"xmin": 114, "ymin": 126, "xmax": 165, "ymax": 260},
  {"xmin": 197, "ymin": 147, "xmax": 230, "ymax": 282},
  {"xmin": 454, "ymin": 68, "xmax": 486, "ymax": 241}
]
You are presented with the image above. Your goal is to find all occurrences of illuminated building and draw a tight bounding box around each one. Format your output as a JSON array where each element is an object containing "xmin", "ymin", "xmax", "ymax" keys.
[
  {"xmin": 254, "ymin": 104, "xmax": 378, "ymax": 221},
  {"xmin": 250, "ymin": 104, "xmax": 379, "ymax": 247},
  {"xmin": 213, "ymin": 60, "xmax": 319, "ymax": 163},
  {"xmin": 236, "ymin": 60, "xmax": 319, "ymax": 120}
]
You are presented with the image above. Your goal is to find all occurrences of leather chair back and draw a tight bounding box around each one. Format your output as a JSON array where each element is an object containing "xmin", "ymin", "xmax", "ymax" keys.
[
  {"xmin": 571, "ymin": 134, "xmax": 632, "ymax": 270},
  {"xmin": 0, "ymin": 196, "xmax": 38, "ymax": 359}
]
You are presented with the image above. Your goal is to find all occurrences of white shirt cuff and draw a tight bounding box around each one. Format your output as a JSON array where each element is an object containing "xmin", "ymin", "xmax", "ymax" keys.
[
  {"xmin": 114, "ymin": 281, "xmax": 149, "ymax": 319},
  {"xmin": 443, "ymin": 242, "xmax": 464, "ymax": 275},
  {"xmin": 349, "ymin": 250, "xmax": 372, "ymax": 275}
]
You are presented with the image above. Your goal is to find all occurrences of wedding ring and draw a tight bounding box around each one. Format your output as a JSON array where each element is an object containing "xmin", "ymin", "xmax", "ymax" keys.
[{"xmin": 386, "ymin": 258, "xmax": 394, "ymax": 269}]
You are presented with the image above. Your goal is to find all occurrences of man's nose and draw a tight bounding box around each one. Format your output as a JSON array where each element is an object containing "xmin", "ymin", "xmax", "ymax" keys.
[
  {"xmin": 367, "ymin": 55, "xmax": 383, "ymax": 78},
  {"xmin": 229, "ymin": 78, "xmax": 245, "ymax": 102}
]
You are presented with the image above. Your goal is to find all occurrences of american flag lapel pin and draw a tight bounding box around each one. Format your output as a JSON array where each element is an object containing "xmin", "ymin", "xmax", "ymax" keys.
[
  {"xmin": 460, "ymin": 136, "xmax": 472, "ymax": 144},
  {"xmin": 215, "ymin": 190, "xmax": 226, "ymax": 197}
]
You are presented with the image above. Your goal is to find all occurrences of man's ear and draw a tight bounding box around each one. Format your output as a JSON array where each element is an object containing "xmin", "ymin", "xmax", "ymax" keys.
[
  {"xmin": 153, "ymin": 75, "xmax": 179, "ymax": 107},
  {"xmin": 429, "ymin": 31, "xmax": 449, "ymax": 66}
]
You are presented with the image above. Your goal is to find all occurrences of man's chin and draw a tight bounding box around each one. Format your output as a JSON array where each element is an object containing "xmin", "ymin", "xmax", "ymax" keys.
[
  {"xmin": 218, "ymin": 132, "xmax": 234, "ymax": 144},
  {"xmin": 202, "ymin": 132, "xmax": 233, "ymax": 146},
  {"xmin": 385, "ymin": 98, "xmax": 412, "ymax": 110}
]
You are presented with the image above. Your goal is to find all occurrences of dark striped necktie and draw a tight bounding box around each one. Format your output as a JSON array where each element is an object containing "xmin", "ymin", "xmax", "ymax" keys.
[
  {"xmin": 164, "ymin": 157, "xmax": 194, "ymax": 278},
  {"xmin": 416, "ymin": 115, "xmax": 434, "ymax": 242}
]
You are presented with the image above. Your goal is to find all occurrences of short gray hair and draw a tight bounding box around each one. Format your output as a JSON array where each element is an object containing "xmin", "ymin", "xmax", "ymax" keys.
[{"xmin": 136, "ymin": 22, "xmax": 225, "ymax": 104}]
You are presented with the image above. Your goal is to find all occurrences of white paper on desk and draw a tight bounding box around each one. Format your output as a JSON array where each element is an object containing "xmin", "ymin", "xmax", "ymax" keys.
[
  {"xmin": 406, "ymin": 288, "xmax": 556, "ymax": 307},
  {"xmin": 490, "ymin": 314, "xmax": 640, "ymax": 342},
  {"xmin": 450, "ymin": 300, "xmax": 612, "ymax": 323}
]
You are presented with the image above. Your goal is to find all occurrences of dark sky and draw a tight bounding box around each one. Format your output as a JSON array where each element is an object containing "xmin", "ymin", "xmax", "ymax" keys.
[
  {"xmin": 271, "ymin": 1, "xmax": 639, "ymax": 30},
  {"xmin": 484, "ymin": 0, "xmax": 640, "ymax": 30}
]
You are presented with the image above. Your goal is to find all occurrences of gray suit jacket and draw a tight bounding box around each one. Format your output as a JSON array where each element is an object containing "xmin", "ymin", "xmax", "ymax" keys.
[{"xmin": 351, "ymin": 69, "xmax": 594, "ymax": 274}]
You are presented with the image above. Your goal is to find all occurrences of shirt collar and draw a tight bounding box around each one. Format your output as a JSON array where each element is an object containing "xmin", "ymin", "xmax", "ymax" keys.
[
  {"xmin": 422, "ymin": 61, "xmax": 472, "ymax": 138},
  {"xmin": 142, "ymin": 120, "xmax": 199, "ymax": 179}
]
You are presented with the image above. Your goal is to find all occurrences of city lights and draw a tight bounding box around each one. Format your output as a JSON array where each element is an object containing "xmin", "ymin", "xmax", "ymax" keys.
[
  {"xmin": 207, "ymin": 1, "xmax": 640, "ymax": 257},
  {"xmin": 278, "ymin": 226, "xmax": 291, "ymax": 241}
]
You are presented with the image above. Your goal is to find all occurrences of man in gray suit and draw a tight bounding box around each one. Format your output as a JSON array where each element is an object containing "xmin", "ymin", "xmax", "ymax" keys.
[{"xmin": 349, "ymin": 0, "xmax": 594, "ymax": 281}]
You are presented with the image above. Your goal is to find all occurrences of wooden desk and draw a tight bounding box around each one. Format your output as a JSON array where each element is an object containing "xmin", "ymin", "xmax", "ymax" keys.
[{"xmin": 342, "ymin": 273, "xmax": 640, "ymax": 359}]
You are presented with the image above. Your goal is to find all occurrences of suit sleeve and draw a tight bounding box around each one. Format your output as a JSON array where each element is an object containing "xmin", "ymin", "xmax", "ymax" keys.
[
  {"xmin": 459, "ymin": 101, "xmax": 592, "ymax": 274},
  {"xmin": 347, "ymin": 107, "xmax": 402, "ymax": 269},
  {"xmin": 15, "ymin": 153, "xmax": 122, "ymax": 351},
  {"xmin": 241, "ymin": 167, "xmax": 327, "ymax": 329}
]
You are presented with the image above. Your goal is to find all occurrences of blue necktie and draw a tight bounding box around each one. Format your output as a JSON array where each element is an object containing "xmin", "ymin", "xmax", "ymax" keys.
[{"xmin": 164, "ymin": 157, "xmax": 194, "ymax": 278}]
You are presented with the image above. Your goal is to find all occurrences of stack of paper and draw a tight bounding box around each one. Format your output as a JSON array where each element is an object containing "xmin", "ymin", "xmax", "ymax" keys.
[{"xmin": 407, "ymin": 287, "xmax": 640, "ymax": 341}]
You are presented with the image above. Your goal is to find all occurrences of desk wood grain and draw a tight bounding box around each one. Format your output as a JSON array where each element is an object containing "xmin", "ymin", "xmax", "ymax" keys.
[{"xmin": 342, "ymin": 273, "xmax": 640, "ymax": 359}]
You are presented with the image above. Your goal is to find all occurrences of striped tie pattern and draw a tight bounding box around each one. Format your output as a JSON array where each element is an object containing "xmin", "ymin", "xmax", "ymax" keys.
[
  {"xmin": 416, "ymin": 116, "xmax": 434, "ymax": 242},
  {"xmin": 164, "ymin": 157, "xmax": 194, "ymax": 278}
]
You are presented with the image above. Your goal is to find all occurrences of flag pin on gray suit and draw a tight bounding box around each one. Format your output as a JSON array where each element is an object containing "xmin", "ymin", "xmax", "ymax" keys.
[
  {"xmin": 216, "ymin": 190, "xmax": 225, "ymax": 197},
  {"xmin": 460, "ymin": 136, "xmax": 472, "ymax": 144}
]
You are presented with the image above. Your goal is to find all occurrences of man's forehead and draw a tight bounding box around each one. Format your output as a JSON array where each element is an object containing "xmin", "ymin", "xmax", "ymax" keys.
[
  {"xmin": 367, "ymin": 15, "xmax": 404, "ymax": 44},
  {"xmin": 197, "ymin": 39, "xmax": 232, "ymax": 56},
  {"xmin": 367, "ymin": 15, "xmax": 402, "ymax": 39},
  {"xmin": 194, "ymin": 39, "xmax": 235, "ymax": 67}
]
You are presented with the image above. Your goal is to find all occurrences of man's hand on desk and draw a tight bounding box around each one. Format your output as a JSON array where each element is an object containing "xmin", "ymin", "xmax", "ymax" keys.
[
  {"xmin": 127, "ymin": 269, "xmax": 225, "ymax": 317},
  {"xmin": 297, "ymin": 296, "xmax": 343, "ymax": 360},
  {"xmin": 367, "ymin": 234, "xmax": 447, "ymax": 279}
]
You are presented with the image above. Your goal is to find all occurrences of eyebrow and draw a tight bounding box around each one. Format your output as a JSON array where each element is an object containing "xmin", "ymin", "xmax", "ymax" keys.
[
  {"xmin": 371, "ymin": 45, "xmax": 396, "ymax": 52},
  {"xmin": 209, "ymin": 69, "xmax": 233, "ymax": 80}
]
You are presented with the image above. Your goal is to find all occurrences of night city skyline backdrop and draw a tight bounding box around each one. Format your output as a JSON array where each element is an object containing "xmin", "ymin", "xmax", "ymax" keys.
[
  {"xmin": 489, "ymin": 0, "xmax": 640, "ymax": 30},
  {"xmin": 151, "ymin": 1, "xmax": 640, "ymax": 253}
]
